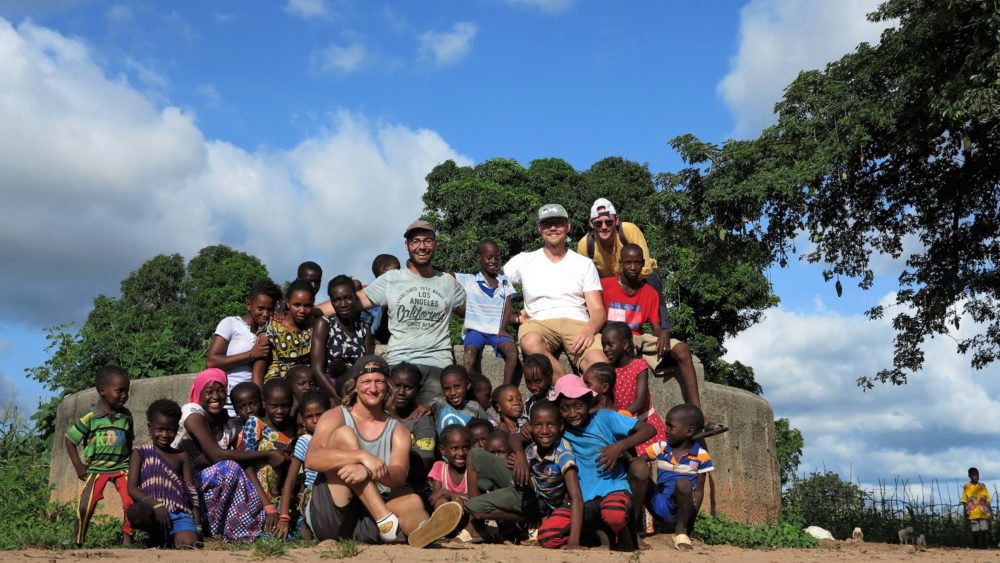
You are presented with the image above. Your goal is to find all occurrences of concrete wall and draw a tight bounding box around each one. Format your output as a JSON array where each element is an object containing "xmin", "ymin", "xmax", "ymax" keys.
[{"xmin": 50, "ymin": 346, "xmax": 781, "ymax": 523}]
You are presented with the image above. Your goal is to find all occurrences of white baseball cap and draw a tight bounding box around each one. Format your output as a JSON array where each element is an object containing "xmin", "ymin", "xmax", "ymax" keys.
[{"xmin": 590, "ymin": 198, "xmax": 617, "ymax": 219}]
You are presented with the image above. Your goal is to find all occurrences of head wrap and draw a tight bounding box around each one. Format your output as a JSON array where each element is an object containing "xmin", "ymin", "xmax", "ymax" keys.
[{"xmin": 189, "ymin": 368, "xmax": 228, "ymax": 404}]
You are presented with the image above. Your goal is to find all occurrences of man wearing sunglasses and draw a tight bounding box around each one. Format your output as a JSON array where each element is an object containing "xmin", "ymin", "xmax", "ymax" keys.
[{"xmin": 503, "ymin": 204, "xmax": 609, "ymax": 380}]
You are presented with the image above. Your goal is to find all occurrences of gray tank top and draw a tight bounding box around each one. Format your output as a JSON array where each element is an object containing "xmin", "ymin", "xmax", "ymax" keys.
[{"xmin": 340, "ymin": 405, "xmax": 397, "ymax": 494}]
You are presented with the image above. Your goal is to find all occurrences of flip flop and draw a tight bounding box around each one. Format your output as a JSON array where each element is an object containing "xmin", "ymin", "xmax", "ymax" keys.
[
  {"xmin": 692, "ymin": 421, "xmax": 729, "ymax": 441},
  {"xmin": 673, "ymin": 533, "xmax": 694, "ymax": 550}
]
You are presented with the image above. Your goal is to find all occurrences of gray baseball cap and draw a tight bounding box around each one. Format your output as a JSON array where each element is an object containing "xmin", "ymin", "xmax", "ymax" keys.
[
  {"xmin": 537, "ymin": 203, "xmax": 569, "ymax": 222},
  {"xmin": 404, "ymin": 219, "xmax": 436, "ymax": 239}
]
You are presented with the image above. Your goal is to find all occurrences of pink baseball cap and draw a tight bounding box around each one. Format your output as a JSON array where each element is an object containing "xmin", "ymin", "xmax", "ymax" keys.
[{"xmin": 552, "ymin": 374, "xmax": 596, "ymax": 400}]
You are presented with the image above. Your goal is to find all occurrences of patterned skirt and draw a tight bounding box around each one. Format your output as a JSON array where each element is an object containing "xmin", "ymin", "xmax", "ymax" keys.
[{"xmin": 195, "ymin": 460, "xmax": 264, "ymax": 543}]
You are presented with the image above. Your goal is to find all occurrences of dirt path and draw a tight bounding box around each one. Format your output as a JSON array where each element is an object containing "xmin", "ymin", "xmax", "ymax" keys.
[{"xmin": 4, "ymin": 535, "xmax": 998, "ymax": 562}]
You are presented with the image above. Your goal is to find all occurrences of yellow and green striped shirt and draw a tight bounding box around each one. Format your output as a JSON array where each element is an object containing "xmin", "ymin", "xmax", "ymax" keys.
[{"xmin": 65, "ymin": 405, "xmax": 133, "ymax": 473}]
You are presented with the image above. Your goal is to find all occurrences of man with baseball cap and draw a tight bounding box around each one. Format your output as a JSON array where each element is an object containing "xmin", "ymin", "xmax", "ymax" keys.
[
  {"xmin": 502, "ymin": 204, "xmax": 608, "ymax": 379},
  {"xmin": 356, "ymin": 219, "xmax": 466, "ymax": 405}
]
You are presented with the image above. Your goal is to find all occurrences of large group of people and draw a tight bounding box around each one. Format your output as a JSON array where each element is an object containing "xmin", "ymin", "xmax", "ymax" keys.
[{"xmin": 65, "ymin": 198, "xmax": 728, "ymax": 552}]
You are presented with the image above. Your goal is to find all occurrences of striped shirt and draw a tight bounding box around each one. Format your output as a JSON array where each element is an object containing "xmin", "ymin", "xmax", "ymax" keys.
[
  {"xmin": 644, "ymin": 440, "xmax": 714, "ymax": 488},
  {"xmin": 526, "ymin": 438, "xmax": 577, "ymax": 511},
  {"xmin": 65, "ymin": 405, "xmax": 133, "ymax": 473},
  {"xmin": 455, "ymin": 272, "xmax": 516, "ymax": 336}
]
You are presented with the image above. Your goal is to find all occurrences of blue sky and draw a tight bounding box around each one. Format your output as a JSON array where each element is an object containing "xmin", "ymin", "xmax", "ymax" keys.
[{"xmin": 1, "ymin": 0, "xmax": 997, "ymax": 496}]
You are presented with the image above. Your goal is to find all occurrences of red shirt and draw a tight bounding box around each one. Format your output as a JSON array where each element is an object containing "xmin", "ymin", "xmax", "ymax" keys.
[{"xmin": 601, "ymin": 277, "xmax": 660, "ymax": 335}]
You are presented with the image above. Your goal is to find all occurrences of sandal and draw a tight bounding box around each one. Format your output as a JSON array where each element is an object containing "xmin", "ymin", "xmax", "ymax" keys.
[
  {"xmin": 673, "ymin": 533, "xmax": 694, "ymax": 550},
  {"xmin": 692, "ymin": 421, "xmax": 729, "ymax": 441}
]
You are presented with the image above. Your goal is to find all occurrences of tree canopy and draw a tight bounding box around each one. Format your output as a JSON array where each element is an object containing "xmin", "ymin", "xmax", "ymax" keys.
[
  {"xmin": 29, "ymin": 245, "xmax": 268, "ymax": 433},
  {"xmin": 666, "ymin": 0, "xmax": 1000, "ymax": 386},
  {"xmin": 422, "ymin": 156, "xmax": 778, "ymax": 391}
]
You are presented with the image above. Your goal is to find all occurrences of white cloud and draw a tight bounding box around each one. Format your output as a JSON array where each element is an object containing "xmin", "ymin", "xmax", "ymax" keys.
[
  {"xmin": 195, "ymin": 83, "xmax": 221, "ymax": 107},
  {"xmin": 718, "ymin": 0, "xmax": 893, "ymax": 138},
  {"xmin": 286, "ymin": 0, "xmax": 327, "ymax": 19},
  {"xmin": 502, "ymin": 0, "xmax": 574, "ymax": 13},
  {"xmin": 726, "ymin": 298, "xmax": 1000, "ymax": 486},
  {"xmin": 105, "ymin": 4, "xmax": 132, "ymax": 22},
  {"xmin": 417, "ymin": 22, "xmax": 477, "ymax": 67},
  {"xmin": 0, "ymin": 17, "xmax": 470, "ymax": 326},
  {"xmin": 312, "ymin": 40, "xmax": 368, "ymax": 74},
  {"xmin": 123, "ymin": 56, "xmax": 169, "ymax": 90}
]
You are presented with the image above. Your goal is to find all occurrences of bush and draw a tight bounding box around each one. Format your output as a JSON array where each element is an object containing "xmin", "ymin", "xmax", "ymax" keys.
[{"xmin": 694, "ymin": 513, "xmax": 818, "ymax": 548}]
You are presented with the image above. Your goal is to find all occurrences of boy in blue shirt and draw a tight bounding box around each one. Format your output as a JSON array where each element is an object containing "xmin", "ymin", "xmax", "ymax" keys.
[
  {"xmin": 455, "ymin": 240, "xmax": 519, "ymax": 385},
  {"xmin": 552, "ymin": 375, "xmax": 654, "ymax": 551},
  {"xmin": 642, "ymin": 404, "xmax": 714, "ymax": 550}
]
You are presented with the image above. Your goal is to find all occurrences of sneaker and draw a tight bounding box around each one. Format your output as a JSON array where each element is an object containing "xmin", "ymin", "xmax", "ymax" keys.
[{"xmin": 408, "ymin": 501, "xmax": 464, "ymax": 548}]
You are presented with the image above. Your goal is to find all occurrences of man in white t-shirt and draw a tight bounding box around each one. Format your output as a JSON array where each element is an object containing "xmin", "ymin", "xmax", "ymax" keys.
[{"xmin": 503, "ymin": 204, "xmax": 608, "ymax": 379}]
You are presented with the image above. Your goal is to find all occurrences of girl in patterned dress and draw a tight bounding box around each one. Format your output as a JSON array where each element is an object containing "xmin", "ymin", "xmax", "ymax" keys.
[
  {"xmin": 310, "ymin": 275, "xmax": 372, "ymax": 401},
  {"xmin": 601, "ymin": 322, "xmax": 667, "ymax": 454},
  {"xmin": 241, "ymin": 378, "xmax": 295, "ymax": 536},
  {"xmin": 254, "ymin": 280, "xmax": 315, "ymax": 386},
  {"xmin": 127, "ymin": 399, "xmax": 200, "ymax": 548}
]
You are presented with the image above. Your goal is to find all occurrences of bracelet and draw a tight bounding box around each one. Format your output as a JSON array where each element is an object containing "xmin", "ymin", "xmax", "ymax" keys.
[
  {"xmin": 263, "ymin": 504, "xmax": 278, "ymax": 514},
  {"xmin": 278, "ymin": 514, "xmax": 291, "ymax": 522}
]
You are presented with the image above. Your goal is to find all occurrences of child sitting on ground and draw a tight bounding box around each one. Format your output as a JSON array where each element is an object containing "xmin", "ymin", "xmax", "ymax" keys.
[
  {"xmin": 552, "ymin": 375, "xmax": 654, "ymax": 551},
  {"xmin": 484, "ymin": 431, "xmax": 512, "ymax": 458},
  {"xmin": 962, "ymin": 467, "xmax": 993, "ymax": 549},
  {"xmin": 126, "ymin": 399, "xmax": 201, "ymax": 548},
  {"xmin": 429, "ymin": 365, "xmax": 491, "ymax": 435},
  {"xmin": 471, "ymin": 375, "xmax": 494, "ymax": 414},
  {"xmin": 429, "ymin": 424, "xmax": 479, "ymax": 541},
  {"xmin": 642, "ymin": 404, "xmax": 714, "ymax": 551},
  {"xmin": 582, "ymin": 363, "xmax": 617, "ymax": 412},
  {"xmin": 65, "ymin": 365, "xmax": 134, "ymax": 547},
  {"xmin": 602, "ymin": 322, "xmax": 667, "ymax": 454},
  {"xmin": 529, "ymin": 401, "xmax": 584, "ymax": 550},
  {"xmin": 455, "ymin": 240, "xmax": 520, "ymax": 385},
  {"xmin": 491, "ymin": 384, "xmax": 525, "ymax": 434},
  {"xmin": 242, "ymin": 378, "xmax": 295, "ymax": 536},
  {"xmin": 277, "ymin": 391, "xmax": 331, "ymax": 540},
  {"xmin": 391, "ymin": 363, "xmax": 437, "ymax": 493}
]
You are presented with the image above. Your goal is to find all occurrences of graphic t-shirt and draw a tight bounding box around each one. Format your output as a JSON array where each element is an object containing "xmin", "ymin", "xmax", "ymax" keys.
[
  {"xmin": 963, "ymin": 482, "xmax": 993, "ymax": 520},
  {"xmin": 600, "ymin": 277, "xmax": 660, "ymax": 335},
  {"xmin": 363, "ymin": 269, "xmax": 466, "ymax": 367}
]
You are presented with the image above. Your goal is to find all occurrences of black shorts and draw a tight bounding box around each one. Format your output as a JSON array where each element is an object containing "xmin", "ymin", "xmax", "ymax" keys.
[{"xmin": 307, "ymin": 478, "xmax": 389, "ymax": 544}]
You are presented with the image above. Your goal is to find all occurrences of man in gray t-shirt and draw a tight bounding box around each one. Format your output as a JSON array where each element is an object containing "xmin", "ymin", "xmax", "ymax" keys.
[{"xmin": 357, "ymin": 219, "xmax": 466, "ymax": 405}]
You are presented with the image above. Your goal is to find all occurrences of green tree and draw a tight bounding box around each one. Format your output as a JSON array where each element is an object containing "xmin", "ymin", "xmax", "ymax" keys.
[
  {"xmin": 669, "ymin": 0, "xmax": 1000, "ymax": 386},
  {"xmin": 28, "ymin": 245, "xmax": 268, "ymax": 435},
  {"xmin": 782, "ymin": 471, "xmax": 867, "ymax": 540},
  {"xmin": 774, "ymin": 418, "xmax": 804, "ymax": 486},
  {"xmin": 422, "ymin": 156, "xmax": 778, "ymax": 391}
]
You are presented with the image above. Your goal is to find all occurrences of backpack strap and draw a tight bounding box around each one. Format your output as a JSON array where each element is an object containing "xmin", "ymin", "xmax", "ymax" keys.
[{"xmin": 586, "ymin": 224, "xmax": 629, "ymax": 257}]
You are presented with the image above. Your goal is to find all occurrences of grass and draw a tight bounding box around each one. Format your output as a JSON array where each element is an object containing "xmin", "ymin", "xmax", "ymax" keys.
[
  {"xmin": 319, "ymin": 538, "xmax": 362, "ymax": 559},
  {"xmin": 250, "ymin": 537, "xmax": 287, "ymax": 559}
]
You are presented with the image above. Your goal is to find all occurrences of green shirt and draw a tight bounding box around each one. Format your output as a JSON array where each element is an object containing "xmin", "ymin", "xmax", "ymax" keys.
[{"xmin": 65, "ymin": 405, "xmax": 133, "ymax": 473}]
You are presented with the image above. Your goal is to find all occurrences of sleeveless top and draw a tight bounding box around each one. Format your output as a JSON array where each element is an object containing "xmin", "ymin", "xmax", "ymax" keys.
[
  {"xmin": 340, "ymin": 405, "xmax": 397, "ymax": 494},
  {"xmin": 323, "ymin": 315, "xmax": 369, "ymax": 376},
  {"xmin": 135, "ymin": 444, "xmax": 199, "ymax": 514}
]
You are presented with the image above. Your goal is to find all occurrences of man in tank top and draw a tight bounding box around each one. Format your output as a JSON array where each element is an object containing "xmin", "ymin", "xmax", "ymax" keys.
[{"xmin": 304, "ymin": 355, "xmax": 463, "ymax": 547}]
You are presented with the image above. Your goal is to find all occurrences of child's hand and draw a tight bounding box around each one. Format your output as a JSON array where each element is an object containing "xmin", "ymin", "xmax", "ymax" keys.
[
  {"xmin": 250, "ymin": 336, "xmax": 270, "ymax": 361},
  {"xmin": 74, "ymin": 466, "xmax": 88, "ymax": 481},
  {"xmin": 276, "ymin": 519, "xmax": 290, "ymax": 540},
  {"xmin": 596, "ymin": 443, "xmax": 626, "ymax": 473},
  {"xmin": 409, "ymin": 404, "xmax": 431, "ymax": 419},
  {"xmin": 509, "ymin": 453, "xmax": 530, "ymax": 487},
  {"xmin": 563, "ymin": 541, "xmax": 585, "ymax": 550},
  {"xmin": 264, "ymin": 511, "xmax": 279, "ymax": 534},
  {"xmin": 520, "ymin": 425, "xmax": 533, "ymax": 442},
  {"xmin": 154, "ymin": 505, "xmax": 171, "ymax": 530},
  {"xmin": 266, "ymin": 450, "xmax": 288, "ymax": 467}
]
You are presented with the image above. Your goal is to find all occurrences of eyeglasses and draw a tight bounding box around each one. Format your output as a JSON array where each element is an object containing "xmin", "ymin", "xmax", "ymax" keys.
[
  {"xmin": 407, "ymin": 237, "xmax": 437, "ymax": 247},
  {"xmin": 539, "ymin": 220, "xmax": 567, "ymax": 230},
  {"xmin": 592, "ymin": 219, "xmax": 615, "ymax": 228}
]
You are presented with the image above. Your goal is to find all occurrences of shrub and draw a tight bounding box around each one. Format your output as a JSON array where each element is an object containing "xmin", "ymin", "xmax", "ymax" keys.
[{"xmin": 694, "ymin": 513, "xmax": 818, "ymax": 548}]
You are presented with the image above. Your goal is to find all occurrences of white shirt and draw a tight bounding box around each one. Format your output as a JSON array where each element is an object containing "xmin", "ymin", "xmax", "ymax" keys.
[
  {"xmin": 214, "ymin": 316, "xmax": 256, "ymax": 414},
  {"xmin": 502, "ymin": 248, "xmax": 602, "ymax": 322}
]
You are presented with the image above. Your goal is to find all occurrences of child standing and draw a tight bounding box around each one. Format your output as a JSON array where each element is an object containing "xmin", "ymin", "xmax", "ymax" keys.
[
  {"xmin": 601, "ymin": 322, "xmax": 667, "ymax": 454},
  {"xmin": 553, "ymin": 375, "xmax": 654, "ymax": 551},
  {"xmin": 582, "ymin": 363, "xmax": 617, "ymax": 412},
  {"xmin": 429, "ymin": 365, "xmax": 491, "ymax": 436},
  {"xmin": 277, "ymin": 391, "xmax": 331, "ymax": 540},
  {"xmin": 491, "ymin": 384, "xmax": 525, "ymax": 434},
  {"xmin": 242, "ymin": 378, "xmax": 295, "ymax": 535},
  {"xmin": 643, "ymin": 404, "xmax": 714, "ymax": 550},
  {"xmin": 126, "ymin": 399, "xmax": 201, "ymax": 548},
  {"xmin": 65, "ymin": 365, "xmax": 134, "ymax": 547},
  {"xmin": 455, "ymin": 241, "xmax": 519, "ymax": 385},
  {"xmin": 963, "ymin": 467, "xmax": 993, "ymax": 548}
]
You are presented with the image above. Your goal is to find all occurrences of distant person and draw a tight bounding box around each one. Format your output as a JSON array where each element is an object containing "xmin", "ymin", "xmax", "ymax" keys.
[
  {"xmin": 503, "ymin": 204, "xmax": 608, "ymax": 379},
  {"xmin": 65, "ymin": 365, "xmax": 134, "ymax": 547},
  {"xmin": 640, "ymin": 404, "xmax": 714, "ymax": 551},
  {"xmin": 253, "ymin": 280, "xmax": 315, "ymax": 386},
  {"xmin": 311, "ymin": 275, "xmax": 373, "ymax": 402},
  {"xmin": 276, "ymin": 261, "xmax": 324, "ymax": 315},
  {"xmin": 963, "ymin": 467, "xmax": 993, "ymax": 549},
  {"xmin": 126, "ymin": 399, "xmax": 201, "ymax": 549},
  {"xmin": 355, "ymin": 220, "xmax": 467, "ymax": 405},
  {"xmin": 206, "ymin": 279, "xmax": 283, "ymax": 416},
  {"xmin": 454, "ymin": 240, "xmax": 519, "ymax": 385}
]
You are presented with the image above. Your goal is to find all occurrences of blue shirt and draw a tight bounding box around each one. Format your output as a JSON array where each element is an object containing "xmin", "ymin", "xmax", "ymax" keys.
[
  {"xmin": 561, "ymin": 410, "xmax": 637, "ymax": 501},
  {"xmin": 526, "ymin": 438, "xmax": 577, "ymax": 512},
  {"xmin": 293, "ymin": 434, "xmax": 317, "ymax": 490}
]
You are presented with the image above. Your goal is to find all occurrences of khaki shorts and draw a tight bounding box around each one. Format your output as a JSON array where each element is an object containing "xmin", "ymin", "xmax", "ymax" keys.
[
  {"xmin": 519, "ymin": 318, "xmax": 603, "ymax": 361},
  {"xmin": 633, "ymin": 334, "xmax": 682, "ymax": 370}
]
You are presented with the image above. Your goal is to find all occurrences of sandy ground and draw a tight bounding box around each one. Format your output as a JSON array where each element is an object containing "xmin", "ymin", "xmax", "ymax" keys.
[{"xmin": 4, "ymin": 534, "xmax": 1000, "ymax": 563}]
